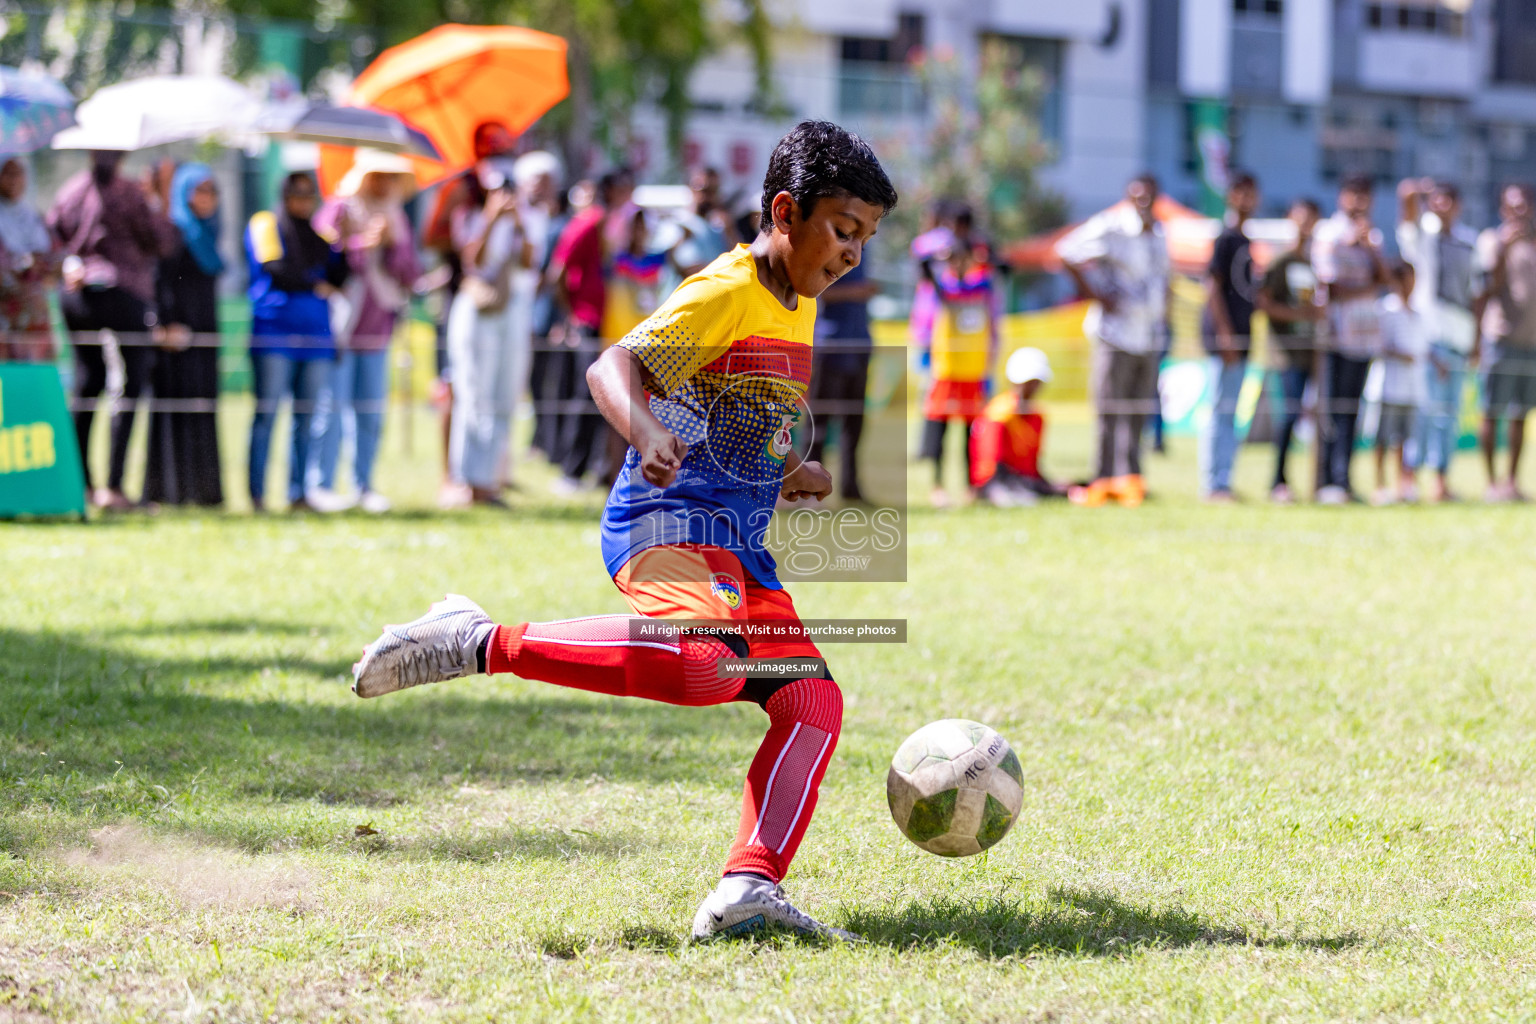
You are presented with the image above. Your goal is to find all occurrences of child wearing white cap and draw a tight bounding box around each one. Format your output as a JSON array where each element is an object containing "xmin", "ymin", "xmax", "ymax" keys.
[{"xmin": 969, "ymin": 347, "xmax": 1063, "ymax": 507}]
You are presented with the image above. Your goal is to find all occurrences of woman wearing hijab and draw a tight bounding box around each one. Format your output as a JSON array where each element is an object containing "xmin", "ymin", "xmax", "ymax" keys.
[
  {"xmin": 311, "ymin": 150, "xmax": 420, "ymax": 514},
  {"xmin": 143, "ymin": 163, "xmax": 225, "ymax": 507},
  {"xmin": 0, "ymin": 158, "xmax": 57, "ymax": 362},
  {"xmin": 246, "ymin": 172, "xmax": 348, "ymax": 513}
]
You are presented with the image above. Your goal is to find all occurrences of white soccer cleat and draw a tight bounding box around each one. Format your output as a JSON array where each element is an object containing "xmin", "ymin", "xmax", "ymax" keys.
[
  {"xmin": 352, "ymin": 594, "xmax": 495, "ymax": 698},
  {"xmin": 691, "ymin": 875, "xmax": 861, "ymax": 943}
]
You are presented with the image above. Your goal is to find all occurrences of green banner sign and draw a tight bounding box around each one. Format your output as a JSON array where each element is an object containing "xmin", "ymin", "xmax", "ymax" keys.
[
  {"xmin": 0, "ymin": 363, "xmax": 87, "ymax": 519},
  {"xmin": 1189, "ymin": 99, "xmax": 1230, "ymax": 218}
]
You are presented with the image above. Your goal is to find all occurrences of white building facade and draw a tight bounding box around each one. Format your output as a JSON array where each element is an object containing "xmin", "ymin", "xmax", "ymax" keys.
[
  {"xmin": 629, "ymin": 0, "xmax": 1150, "ymax": 222},
  {"xmin": 1147, "ymin": 0, "xmax": 1536, "ymax": 225}
]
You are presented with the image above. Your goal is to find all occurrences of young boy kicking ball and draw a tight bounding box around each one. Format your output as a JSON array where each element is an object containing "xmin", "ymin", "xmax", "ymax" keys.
[{"xmin": 351, "ymin": 121, "xmax": 897, "ymax": 941}]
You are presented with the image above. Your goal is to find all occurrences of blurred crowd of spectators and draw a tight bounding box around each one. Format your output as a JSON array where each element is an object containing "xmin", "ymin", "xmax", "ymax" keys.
[
  {"xmin": 0, "ymin": 128, "xmax": 785, "ymax": 514},
  {"xmin": 3, "ymin": 138, "xmax": 1534, "ymax": 513},
  {"xmin": 910, "ymin": 172, "xmax": 1536, "ymax": 508}
]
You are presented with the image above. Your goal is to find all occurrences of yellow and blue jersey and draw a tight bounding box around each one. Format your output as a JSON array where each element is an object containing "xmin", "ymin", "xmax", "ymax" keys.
[
  {"xmin": 930, "ymin": 267, "xmax": 994, "ymax": 383},
  {"xmin": 244, "ymin": 211, "xmax": 340, "ymax": 361},
  {"xmin": 601, "ymin": 245, "xmax": 816, "ymax": 589},
  {"xmin": 601, "ymin": 249, "xmax": 667, "ymax": 343}
]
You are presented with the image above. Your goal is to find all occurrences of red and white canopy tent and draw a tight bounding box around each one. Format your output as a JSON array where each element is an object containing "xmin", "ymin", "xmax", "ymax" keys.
[{"xmin": 1002, "ymin": 195, "xmax": 1298, "ymax": 278}]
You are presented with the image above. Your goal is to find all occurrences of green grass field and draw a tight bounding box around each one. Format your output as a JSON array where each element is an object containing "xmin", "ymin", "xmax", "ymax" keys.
[{"xmin": 5, "ymin": 407, "xmax": 1536, "ymax": 1022}]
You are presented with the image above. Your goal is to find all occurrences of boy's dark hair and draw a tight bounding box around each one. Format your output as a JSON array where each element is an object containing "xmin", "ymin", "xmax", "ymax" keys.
[
  {"xmin": 759, "ymin": 120, "xmax": 898, "ymax": 228},
  {"xmin": 1228, "ymin": 170, "xmax": 1257, "ymax": 192},
  {"xmin": 1290, "ymin": 197, "xmax": 1321, "ymax": 216},
  {"xmin": 1340, "ymin": 173, "xmax": 1374, "ymax": 195},
  {"xmin": 1131, "ymin": 171, "xmax": 1160, "ymax": 192},
  {"xmin": 1390, "ymin": 259, "xmax": 1414, "ymax": 282}
]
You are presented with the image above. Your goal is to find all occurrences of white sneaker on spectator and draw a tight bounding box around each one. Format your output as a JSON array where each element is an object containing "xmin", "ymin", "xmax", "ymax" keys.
[
  {"xmin": 987, "ymin": 482, "xmax": 1019, "ymax": 508},
  {"xmin": 307, "ymin": 487, "xmax": 356, "ymax": 513},
  {"xmin": 549, "ymin": 476, "xmax": 581, "ymax": 496},
  {"xmin": 981, "ymin": 480, "xmax": 1036, "ymax": 508},
  {"xmin": 359, "ymin": 490, "xmax": 392, "ymax": 514},
  {"xmin": 1269, "ymin": 484, "xmax": 1295, "ymax": 505},
  {"xmin": 1399, "ymin": 482, "xmax": 1420, "ymax": 504},
  {"xmin": 1485, "ymin": 482, "xmax": 1512, "ymax": 504},
  {"xmin": 1007, "ymin": 482, "xmax": 1039, "ymax": 507},
  {"xmin": 1370, "ymin": 488, "xmax": 1397, "ymax": 507},
  {"xmin": 1315, "ymin": 485, "xmax": 1348, "ymax": 506},
  {"xmin": 438, "ymin": 482, "xmax": 473, "ymax": 509}
]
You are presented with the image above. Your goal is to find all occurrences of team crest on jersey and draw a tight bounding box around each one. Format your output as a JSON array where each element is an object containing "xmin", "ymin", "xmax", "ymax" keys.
[
  {"xmin": 765, "ymin": 415, "xmax": 796, "ymax": 461},
  {"xmin": 709, "ymin": 573, "xmax": 743, "ymax": 610}
]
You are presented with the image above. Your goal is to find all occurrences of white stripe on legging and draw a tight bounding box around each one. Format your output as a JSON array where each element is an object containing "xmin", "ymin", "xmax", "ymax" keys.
[
  {"xmin": 775, "ymin": 731, "xmax": 833, "ymax": 855},
  {"xmin": 521, "ymin": 633, "xmax": 681, "ymax": 654},
  {"xmin": 746, "ymin": 722, "xmax": 802, "ymax": 849}
]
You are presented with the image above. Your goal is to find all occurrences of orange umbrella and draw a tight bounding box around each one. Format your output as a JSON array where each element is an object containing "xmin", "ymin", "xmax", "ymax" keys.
[{"xmin": 319, "ymin": 24, "xmax": 568, "ymax": 194}]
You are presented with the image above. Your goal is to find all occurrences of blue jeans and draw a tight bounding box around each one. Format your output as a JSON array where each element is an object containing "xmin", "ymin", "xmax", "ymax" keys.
[
  {"xmin": 1200, "ymin": 356, "xmax": 1246, "ymax": 494},
  {"xmin": 1272, "ymin": 366, "xmax": 1311, "ymax": 489},
  {"xmin": 249, "ymin": 352, "xmax": 330, "ymax": 504},
  {"xmin": 1410, "ymin": 343, "xmax": 1465, "ymax": 474},
  {"xmin": 315, "ymin": 349, "xmax": 389, "ymax": 493}
]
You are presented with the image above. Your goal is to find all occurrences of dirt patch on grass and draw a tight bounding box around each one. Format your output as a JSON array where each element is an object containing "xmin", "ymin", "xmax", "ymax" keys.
[{"xmin": 61, "ymin": 824, "xmax": 313, "ymax": 911}]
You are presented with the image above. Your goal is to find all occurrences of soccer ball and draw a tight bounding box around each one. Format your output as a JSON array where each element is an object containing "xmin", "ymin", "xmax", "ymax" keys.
[{"xmin": 886, "ymin": 719, "xmax": 1024, "ymax": 857}]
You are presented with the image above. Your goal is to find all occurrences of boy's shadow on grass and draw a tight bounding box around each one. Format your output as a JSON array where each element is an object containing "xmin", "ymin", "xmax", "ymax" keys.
[
  {"xmin": 0, "ymin": 624, "xmax": 763, "ymax": 854},
  {"xmin": 846, "ymin": 888, "xmax": 1361, "ymax": 958}
]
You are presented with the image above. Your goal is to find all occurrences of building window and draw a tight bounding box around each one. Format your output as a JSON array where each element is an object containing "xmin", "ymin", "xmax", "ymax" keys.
[
  {"xmin": 1493, "ymin": 0, "xmax": 1536, "ymax": 83},
  {"xmin": 894, "ymin": 13, "xmax": 926, "ymax": 63},
  {"xmin": 1320, "ymin": 104, "xmax": 1401, "ymax": 183},
  {"xmin": 840, "ymin": 14, "xmax": 925, "ymax": 66},
  {"xmin": 1234, "ymin": 0, "xmax": 1283, "ymax": 16},
  {"xmin": 1363, "ymin": 3, "xmax": 1466, "ymax": 37},
  {"xmin": 1417, "ymin": 100, "xmax": 1456, "ymax": 137},
  {"xmin": 981, "ymin": 35, "xmax": 1064, "ymax": 145},
  {"xmin": 1490, "ymin": 124, "xmax": 1528, "ymax": 161},
  {"xmin": 837, "ymin": 15, "xmax": 927, "ymax": 118},
  {"xmin": 841, "ymin": 37, "xmax": 893, "ymax": 64}
]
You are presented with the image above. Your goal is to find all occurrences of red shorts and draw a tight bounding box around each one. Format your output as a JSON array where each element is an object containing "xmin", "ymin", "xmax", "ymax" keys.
[
  {"xmin": 613, "ymin": 543, "xmax": 822, "ymax": 660},
  {"xmin": 924, "ymin": 378, "xmax": 987, "ymax": 421}
]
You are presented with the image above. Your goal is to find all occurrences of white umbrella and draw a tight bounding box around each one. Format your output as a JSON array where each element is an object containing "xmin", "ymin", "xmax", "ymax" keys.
[{"xmin": 51, "ymin": 74, "xmax": 260, "ymax": 151}]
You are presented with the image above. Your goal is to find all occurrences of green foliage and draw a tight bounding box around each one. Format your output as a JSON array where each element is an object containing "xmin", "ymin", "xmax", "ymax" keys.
[
  {"xmin": 499, "ymin": 0, "xmax": 775, "ymax": 173},
  {"xmin": 887, "ymin": 39, "xmax": 1065, "ymax": 257}
]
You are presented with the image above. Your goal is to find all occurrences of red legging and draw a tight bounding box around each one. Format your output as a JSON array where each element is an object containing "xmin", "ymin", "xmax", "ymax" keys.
[{"xmin": 485, "ymin": 546, "xmax": 841, "ymax": 882}]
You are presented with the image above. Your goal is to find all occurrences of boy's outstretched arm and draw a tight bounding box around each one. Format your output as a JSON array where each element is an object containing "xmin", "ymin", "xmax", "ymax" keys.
[{"xmin": 588, "ymin": 346, "xmax": 689, "ymax": 489}]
